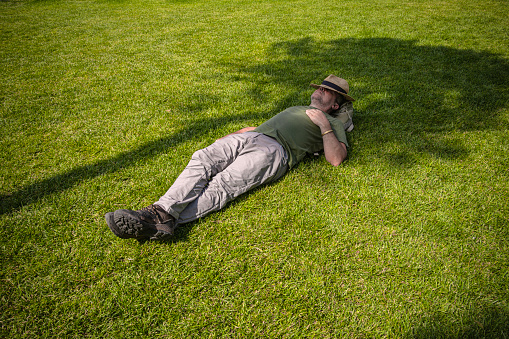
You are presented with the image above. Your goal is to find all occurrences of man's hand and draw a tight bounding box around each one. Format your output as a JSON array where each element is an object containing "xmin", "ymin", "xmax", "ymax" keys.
[
  {"xmin": 306, "ymin": 109, "xmax": 347, "ymax": 167},
  {"xmin": 306, "ymin": 109, "xmax": 330, "ymax": 130}
]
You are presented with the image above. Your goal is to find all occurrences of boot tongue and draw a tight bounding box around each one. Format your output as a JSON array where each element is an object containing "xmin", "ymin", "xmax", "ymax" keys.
[{"xmin": 153, "ymin": 205, "xmax": 172, "ymax": 224}]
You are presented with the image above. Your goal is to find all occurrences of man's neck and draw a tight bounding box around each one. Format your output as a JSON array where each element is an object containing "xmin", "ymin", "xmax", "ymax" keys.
[{"xmin": 309, "ymin": 102, "xmax": 330, "ymax": 114}]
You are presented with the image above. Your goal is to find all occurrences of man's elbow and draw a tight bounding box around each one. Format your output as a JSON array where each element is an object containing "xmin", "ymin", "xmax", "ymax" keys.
[
  {"xmin": 329, "ymin": 158, "xmax": 344, "ymax": 167},
  {"xmin": 328, "ymin": 153, "xmax": 346, "ymax": 167},
  {"xmin": 329, "ymin": 145, "xmax": 347, "ymax": 166}
]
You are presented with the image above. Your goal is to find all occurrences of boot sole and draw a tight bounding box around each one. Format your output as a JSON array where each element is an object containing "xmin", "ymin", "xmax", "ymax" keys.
[
  {"xmin": 105, "ymin": 212, "xmax": 131, "ymax": 239},
  {"xmin": 107, "ymin": 210, "xmax": 174, "ymax": 240}
]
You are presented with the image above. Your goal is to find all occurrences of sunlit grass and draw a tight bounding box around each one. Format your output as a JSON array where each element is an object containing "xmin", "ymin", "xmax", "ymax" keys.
[{"xmin": 1, "ymin": 0, "xmax": 508, "ymax": 337}]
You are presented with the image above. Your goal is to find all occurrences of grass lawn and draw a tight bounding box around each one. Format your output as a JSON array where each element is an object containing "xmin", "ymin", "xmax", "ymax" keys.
[{"xmin": 1, "ymin": 0, "xmax": 508, "ymax": 337}]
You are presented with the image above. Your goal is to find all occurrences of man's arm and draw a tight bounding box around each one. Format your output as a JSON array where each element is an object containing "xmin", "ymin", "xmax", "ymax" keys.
[
  {"xmin": 305, "ymin": 109, "xmax": 347, "ymax": 167},
  {"xmin": 216, "ymin": 126, "xmax": 257, "ymax": 140}
]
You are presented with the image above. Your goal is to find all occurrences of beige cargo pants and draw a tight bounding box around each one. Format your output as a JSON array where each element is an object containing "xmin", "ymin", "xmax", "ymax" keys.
[{"xmin": 155, "ymin": 132, "xmax": 288, "ymax": 224}]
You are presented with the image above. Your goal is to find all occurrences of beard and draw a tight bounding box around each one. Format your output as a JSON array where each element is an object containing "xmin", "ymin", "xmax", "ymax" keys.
[{"xmin": 310, "ymin": 92, "xmax": 324, "ymax": 106}]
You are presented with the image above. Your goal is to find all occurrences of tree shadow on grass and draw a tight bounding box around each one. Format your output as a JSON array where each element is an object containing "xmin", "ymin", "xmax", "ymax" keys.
[
  {"xmin": 405, "ymin": 304, "xmax": 509, "ymax": 338},
  {"xmin": 0, "ymin": 113, "xmax": 267, "ymax": 216},
  {"xmin": 1, "ymin": 37, "xmax": 508, "ymax": 216},
  {"xmin": 233, "ymin": 37, "xmax": 508, "ymax": 166}
]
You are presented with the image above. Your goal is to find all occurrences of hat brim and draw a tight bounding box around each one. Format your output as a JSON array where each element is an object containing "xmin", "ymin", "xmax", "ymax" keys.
[{"xmin": 310, "ymin": 83, "xmax": 355, "ymax": 102}]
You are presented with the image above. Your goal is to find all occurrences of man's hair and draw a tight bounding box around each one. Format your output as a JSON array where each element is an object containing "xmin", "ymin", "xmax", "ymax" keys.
[{"xmin": 329, "ymin": 94, "xmax": 347, "ymax": 117}]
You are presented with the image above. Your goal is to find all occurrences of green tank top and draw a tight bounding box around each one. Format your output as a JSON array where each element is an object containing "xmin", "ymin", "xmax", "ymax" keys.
[{"xmin": 254, "ymin": 106, "xmax": 349, "ymax": 169}]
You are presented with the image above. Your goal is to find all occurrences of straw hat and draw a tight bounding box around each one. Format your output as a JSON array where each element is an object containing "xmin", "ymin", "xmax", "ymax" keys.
[{"xmin": 310, "ymin": 74, "xmax": 355, "ymax": 102}]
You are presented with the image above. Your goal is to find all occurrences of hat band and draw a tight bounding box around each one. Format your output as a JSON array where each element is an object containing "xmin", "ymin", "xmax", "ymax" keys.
[{"xmin": 322, "ymin": 80, "xmax": 347, "ymax": 95}]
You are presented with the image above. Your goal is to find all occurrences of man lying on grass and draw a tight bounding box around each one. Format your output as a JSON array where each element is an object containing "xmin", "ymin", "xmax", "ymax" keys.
[{"xmin": 105, "ymin": 75, "xmax": 355, "ymax": 241}]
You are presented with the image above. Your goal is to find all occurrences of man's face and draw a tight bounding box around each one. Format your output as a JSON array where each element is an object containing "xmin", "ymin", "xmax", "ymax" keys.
[{"xmin": 310, "ymin": 87, "xmax": 339, "ymax": 112}]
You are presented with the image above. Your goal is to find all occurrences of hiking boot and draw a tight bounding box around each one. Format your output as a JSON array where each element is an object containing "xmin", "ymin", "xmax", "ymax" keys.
[
  {"xmin": 337, "ymin": 101, "xmax": 354, "ymax": 132},
  {"xmin": 105, "ymin": 204, "xmax": 176, "ymax": 240}
]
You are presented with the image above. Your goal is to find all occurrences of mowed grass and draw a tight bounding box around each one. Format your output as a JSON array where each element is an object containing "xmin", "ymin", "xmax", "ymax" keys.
[{"xmin": 1, "ymin": 0, "xmax": 508, "ymax": 337}]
